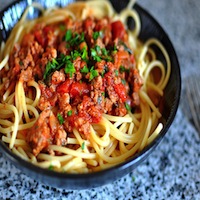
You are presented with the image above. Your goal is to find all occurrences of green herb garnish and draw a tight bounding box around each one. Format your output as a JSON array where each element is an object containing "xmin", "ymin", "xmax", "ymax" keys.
[
  {"xmin": 64, "ymin": 61, "xmax": 76, "ymax": 77},
  {"xmin": 81, "ymin": 47, "xmax": 88, "ymax": 61},
  {"xmin": 125, "ymin": 102, "xmax": 131, "ymax": 112},
  {"xmin": 121, "ymin": 79, "xmax": 126, "ymax": 85},
  {"xmin": 65, "ymin": 31, "xmax": 85, "ymax": 47},
  {"xmin": 101, "ymin": 47, "xmax": 112, "ymax": 62},
  {"xmin": 81, "ymin": 141, "xmax": 85, "ymax": 150},
  {"xmin": 101, "ymin": 48, "xmax": 108, "ymax": 56},
  {"xmin": 93, "ymin": 31, "xmax": 99, "ymax": 40},
  {"xmin": 95, "ymin": 45, "xmax": 101, "ymax": 53},
  {"xmin": 71, "ymin": 50, "xmax": 81, "ymax": 60},
  {"xmin": 81, "ymin": 65, "xmax": 89, "ymax": 73},
  {"xmin": 71, "ymin": 32, "xmax": 85, "ymax": 46},
  {"xmin": 57, "ymin": 113, "xmax": 64, "ymax": 125},
  {"xmin": 65, "ymin": 29, "xmax": 72, "ymax": 42},
  {"xmin": 89, "ymin": 66, "xmax": 99, "ymax": 81},
  {"xmin": 119, "ymin": 66, "xmax": 130, "ymax": 73},
  {"xmin": 43, "ymin": 59, "xmax": 58, "ymax": 80},
  {"xmin": 115, "ymin": 69, "xmax": 119, "ymax": 76},
  {"xmin": 92, "ymin": 31, "xmax": 103, "ymax": 40},
  {"xmin": 67, "ymin": 110, "xmax": 72, "ymax": 116},
  {"xmin": 91, "ymin": 48, "xmax": 101, "ymax": 62}
]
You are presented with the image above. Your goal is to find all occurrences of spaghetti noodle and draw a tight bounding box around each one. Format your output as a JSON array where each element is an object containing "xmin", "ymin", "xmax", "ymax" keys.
[{"xmin": 0, "ymin": 0, "xmax": 170, "ymax": 173}]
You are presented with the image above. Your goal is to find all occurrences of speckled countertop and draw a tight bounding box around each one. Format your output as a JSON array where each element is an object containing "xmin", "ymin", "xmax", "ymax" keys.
[{"xmin": 0, "ymin": 0, "xmax": 200, "ymax": 199}]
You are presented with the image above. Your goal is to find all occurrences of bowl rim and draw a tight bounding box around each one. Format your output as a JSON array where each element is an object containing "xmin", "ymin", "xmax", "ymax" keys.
[{"xmin": 0, "ymin": 0, "xmax": 181, "ymax": 188}]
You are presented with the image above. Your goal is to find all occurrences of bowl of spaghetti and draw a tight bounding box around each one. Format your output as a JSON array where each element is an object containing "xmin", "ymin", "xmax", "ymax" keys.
[{"xmin": 0, "ymin": 0, "xmax": 181, "ymax": 189}]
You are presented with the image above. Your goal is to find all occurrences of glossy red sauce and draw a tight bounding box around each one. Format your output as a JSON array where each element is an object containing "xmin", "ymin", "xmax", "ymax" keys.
[{"xmin": 5, "ymin": 16, "xmax": 143, "ymax": 155}]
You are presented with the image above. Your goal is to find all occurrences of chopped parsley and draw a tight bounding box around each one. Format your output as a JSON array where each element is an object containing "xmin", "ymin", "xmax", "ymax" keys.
[
  {"xmin": 115, "ymin": 69, "xmax": 119, "ymax": 76},
  {"xmin": 81, "ymin": 141, "xmax": 85, "ymax": 150},
  {"xmin": 101, "ymin": 47, "xmax": 108, "ymax": 56},
  {"xmin": 67, "ymin": 110, "xmax": 72, "ymax": 116},
  {"xmin": 81, "ymin": 47, "xmax": 88, "ymax": 61},
  {"xmin": 89, "ymin": 66, "xmax": 99, "ymax": 81},
  {"xmin": 59, "ymin": 54, "xmax": 71, "ymax": 63},
  {"xmin": 91, "ymin": 48, "xmax": 101, "ymax": 62},
  {"xmin": 125, "ymin": 102, "xmax": 131, "ymax": 112},
  {"xmin": 71, "ymin": 32, "xmax": 85, "ymax": 46},
  {"xmin": 81, "ymin": 65, "xmax": 89, "ymax": 73},
  {"xmin": 64, "ymin": 60, "xmax": 76, "ymax": 77},
  {"xmin": 92, "ymin": 31, "xmax": 103, "ymax": 40},
  {"xmin": 95, "ymin": 45, "xmax": 101, "ymax": 53},
  {"xmin": 121, "ymin": 79, "xmax": 126, "ymax": 85},
  {"xmin": 57, "ymin": 113, "xmax": 64, "ymax": 125},
  {"xmin": 43, "ymin": 59, "xmax": 59, "ymax": 80},
  {"xmin": 112, "ymin": 44, "xmax": 118, "ymax": 54},
  {"xmin": 71, "ymin": 50, "xmax": 80, "ymax": 60},
  {"xmin": 89, "ymin": 45, "xmax": 114, "ymax": 63},
  {"xmin": 64, "ymin": 30, "xmax": 85, "ymax": 47},
  {"xmin": 93, "ymin": 31, "xmax": 100, "ymax": 40},
  {"xmin": 65, "ymin": 29, "xmax": 72, "ymax": 42},
  {"xmin": 101, "ymin": 47, "xmax": 112, "ymax": 62},
  {"xmin": 119, "ymin": 66, "xmax": 130, "ymax": 73}
]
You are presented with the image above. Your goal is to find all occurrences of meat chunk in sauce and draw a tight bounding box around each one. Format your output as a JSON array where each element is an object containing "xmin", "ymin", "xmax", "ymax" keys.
[
  {"xmin": 26, "ymin": 110, "xmax": 67, "ymax": 156},
  {"xmin": 26, "ymin": 109, "xmax": 52, "ymax": 156}
]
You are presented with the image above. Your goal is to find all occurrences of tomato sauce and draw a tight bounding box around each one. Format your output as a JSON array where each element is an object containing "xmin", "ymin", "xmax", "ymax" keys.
[{"xmin": 6, "ymin": 16, "xmax": 143, "ymax": 155}]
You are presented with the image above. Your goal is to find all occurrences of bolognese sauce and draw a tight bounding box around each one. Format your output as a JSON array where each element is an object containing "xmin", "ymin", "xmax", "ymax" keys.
[{"xmin": 3, "ymin": 16, "xmax": 143, "ymax": 156}]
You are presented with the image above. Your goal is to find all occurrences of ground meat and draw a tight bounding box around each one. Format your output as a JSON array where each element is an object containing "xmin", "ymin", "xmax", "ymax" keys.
[
  {"xmin": 51, "ymin": 70, "xmax": 65, "ymax": 85},
  {"xmin": 58, "ymin": 41, "xmax": 69, "ymax": 55},
  {"xmin": 132, "ymin": 92, "xmax": 140, "ymax": 106},
  {"xmin": 46, "ymin": 31, "xmax": 57, "ymax": 47},
  {"xmin": 114, "ymin": 102, "xmax": 127, "ymax": 116},
  {"xmin": 73, "ymin": 57, "xmax": 85, "ymax": 81},
  {"xmin": 95, "ymin": 60, "xmax": 106, "ymax": 75},
  {"xmin": 128, "ymin": 68, "xmax": 143, "ymax": 106},
  {"xmin": 21, "ymin": 53, "xmax": 34, "ymax": 69},
  {"xmin": 104, "ymin": 98, "xmax": 113, "ymax": 113},
  {"xmin": 49, "ymin": 112, "xmax": 67, "ymax": 146},
  {"xmin": 74, "ymin": 117, "xmax": 91, "ymax": 136},
  {"xmin": 39, "ymin": 47, "xmax": 57, "ymax": 72},
  {"xmin": 58, "ymin": 93, "xmax": 72, "ymax": 117},
  {"xmin": 54, "ymin": 129, "xmax": 67, "ymax": 146},
  {"xmin": 26, "ymin": 110, "xmax": 67, "ymax": 155},
  {"xmin": 19, "ymin": 67, "xmax": 33, "ymax": 82},
  {"xmin": 30, "ymin": 41, "xmax": 44, "ymax": 61},
  {"xmin": 26, "ymin": 109, "xmax": 52, "ymax": 156},
  {"xmin": 92, "ymin": 75, "xmax": 103, "ymax": 90},
  {"xmin": 38, "ymin": 83, "xmax": 57, "ymax": 110},
  {"xmin": 106, "ymin": 85, "xmax": 118, "ymax": 104},
  {"xmin": 90, "ymin": 76, "xmax": 105, "ymax": 108}
]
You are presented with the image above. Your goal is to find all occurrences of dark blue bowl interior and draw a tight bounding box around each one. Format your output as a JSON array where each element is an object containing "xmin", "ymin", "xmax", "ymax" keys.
[{"xmin": 0, "ymin": 0, "xmax": 181, "ymax": 189}]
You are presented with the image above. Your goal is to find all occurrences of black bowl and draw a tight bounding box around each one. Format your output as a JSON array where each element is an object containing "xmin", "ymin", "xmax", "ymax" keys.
[{"xmin": 0, "ymin": 0, "xmax": 181, "ymax": 189}]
